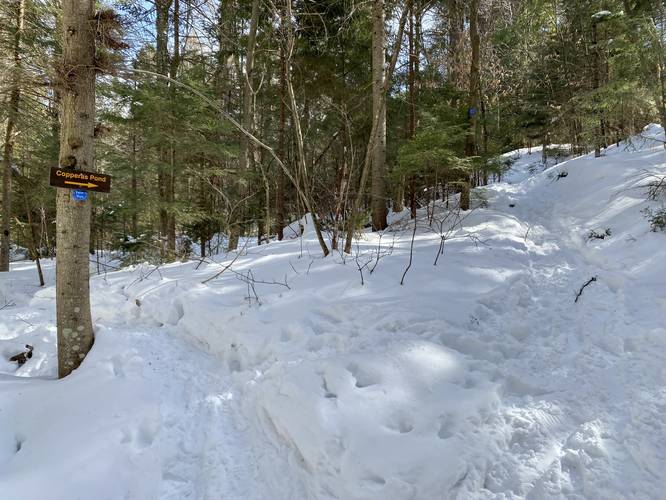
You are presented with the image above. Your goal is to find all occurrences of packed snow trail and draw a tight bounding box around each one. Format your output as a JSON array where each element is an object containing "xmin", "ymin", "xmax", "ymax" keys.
[
  {"xmin": 459, "ymin": 136, "xmax": 666, "ymax": 497},
  {"xmin": 133, "ymin": 326, "xmax": 262, "ymax": 500},
  {"xmin": 217, "ymin": 133, "xmax": 666, "ymax": 499},
  {"xmin": 0, "ymin": 266, "xmax": 278, "ymax": 499},
  {"xmin": 1, "ymin": 126, "xmax": 665, "ymax": 499}
]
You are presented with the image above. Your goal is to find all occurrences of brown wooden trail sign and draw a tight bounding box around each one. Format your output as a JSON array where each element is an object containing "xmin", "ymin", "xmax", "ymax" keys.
[{"xmin": 49, "ymin": 167, "xmax": 111, "ymax": 193}]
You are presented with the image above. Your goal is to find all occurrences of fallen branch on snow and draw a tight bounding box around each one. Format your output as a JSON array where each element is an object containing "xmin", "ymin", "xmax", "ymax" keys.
[{"xmin": 574, "ymin": 276, "xmax": 597, "ymax": 303}]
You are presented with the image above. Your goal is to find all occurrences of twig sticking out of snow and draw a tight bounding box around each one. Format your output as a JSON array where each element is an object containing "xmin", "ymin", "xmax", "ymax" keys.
[
  {"xmin": 574, "ymin": 276, "xmax": 598, "ymax": 303},
  {"xmin": 400, "ymin": 218, "xmax": 418, "ymax": 286},
  {"xmin": 201, "ymin": 239, "xmax": 249, "ymax": 284},
  {"xmin": 645, "ymin": 172, "xmax": 666, "ymax": 201},
  {"xmin": 126, "ymin": 263, "xmax": 164, "ymax": 290}
]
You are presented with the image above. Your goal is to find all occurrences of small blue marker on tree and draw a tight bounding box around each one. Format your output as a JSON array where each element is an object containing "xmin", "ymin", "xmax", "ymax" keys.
[{"xmin": 72, "ymin": 189, "xmax": 88, "ymax": 201}]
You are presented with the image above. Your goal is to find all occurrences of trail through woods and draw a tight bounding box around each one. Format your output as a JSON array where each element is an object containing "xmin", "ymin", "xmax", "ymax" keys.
[{"xmin": 1, "ymin": 128, "xmax": 665, "ymax": 499}]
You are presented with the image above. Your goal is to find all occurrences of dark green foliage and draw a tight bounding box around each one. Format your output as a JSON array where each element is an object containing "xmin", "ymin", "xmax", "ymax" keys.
[
  {"xmin": 588, "ymin": 228, "xmax": 612, "ymax": 240},
  {"xmin": 643, "ymin": 207, "xmax": 666, "ymax": 232},
  {"xmin": 1, "ymin": 0, "xmax": 664, "ymax": 265}
]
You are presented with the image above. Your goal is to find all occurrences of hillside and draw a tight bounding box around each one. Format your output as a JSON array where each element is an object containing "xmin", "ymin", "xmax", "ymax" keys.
[{"xmin": 1, "ymin": 126, "xmax": 665, "ymax": 499}]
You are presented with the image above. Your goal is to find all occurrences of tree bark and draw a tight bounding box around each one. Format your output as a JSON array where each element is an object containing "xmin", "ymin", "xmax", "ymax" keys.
[
  {"xmin": 407, "ymin": 0, "xmax": 417, "ymax": 219},
  {"xmin": 343, "ymin": 2, "xmax": 409, "ymax": 253},
  {"xmin": 408, "ymin": 1, "xmax": 417, "ymax": 140},
  {"xmin": 592, "ymin": 19, "xmax": 602, "ymax": 158},
  {"xmin": 641, "ymin": 5, "xmax": 666, "ymax": 147},
  {"xmin": 56, "ymin": 0, "xmax": 96, "ymax": 378},
  {"xmin": 371, "ymin": 0, "xmax": 388, "ymax": 231},
  {"xmin": 23, "ymin": 192, "xmax": 44, "ymax": 287},
  {"xmin": 461, "ymin": 0, "xmax": 480, "ymax": 210},
  {"xmin": 284, "ymin": 0, "xmax": 330, "ymax": 256},
  {"xmin": 228, "ymin": 0, "xmax": 260, "ymax": 251},
  {"xmin": 166, "ymin": 0, "xmax": 180, "ymax": 254},
  {"xmin": 155, "ymin": 0, "xmax": 172, "ymax": 256},
  {"xmin": 276, "ymin": 20, "xmax": 286, "ymax": 241},
  {"xmin": 241, "ymin": 0, "xmax": 259, "ymax": 174},
  {"xmin": 481, "ymin": 92, "xmax": 489, "ymax": 184},
  {"xmin": 130, "ymin": 129, "xmax": 138, "ymax": 236},
  {"xmin": 0, "ymin": 0, "xmax": 25, "ymax": 272},
  {"xmin": 447, "ymin": 0, "xmax": 464, "ymax": 92},
  {"xmin": 655, "ymin": 6, "xmax": 666, "ymax": 147},
  {"xmin": 214, "ymin": 0, "xmax": 239, "ymax": 247},
  {"xmin": 215, "ymin": 0, "xmax": 234, "ymax": 112}
]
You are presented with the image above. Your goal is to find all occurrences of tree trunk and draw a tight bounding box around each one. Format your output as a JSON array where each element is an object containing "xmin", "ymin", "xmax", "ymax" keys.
[
  {"xmin": 0, "ymin": 0, "xmax": 25, "ymax": 272},
  {"xmin": 409, "ymin": 176, "xmax": 417, "ymax": 219},
  {"xmin": 343, "ymin": 3, "xmax": 409, "ymax": 253},
  {"xmin": 241, "ymin": 0, "xmax": 259, "ymax": 174},
  {"xmin": 592, "ymin": 20, "xmax": 602, "ymax": 158},
  {"xmin": 461, "ymin": 0, "xmax": 480, "ymax": 210},
  {"xmin": 407, "ymin": 0, "xmax": 417, "ymax": 219},
  {"xmin": 658, "ymin": 11, "xmax": 666, "ymax": 148},
  {"xmin": 166, "ymin": 0, "xmax": 180, "ymax": 255},
  {"xmin": 651, "ymin": 9, "xmax": 666, "ymax": 147},
  {"xmin": 659, "ymin": 7, "xmax": 666, "ymax": 148},
  {"xmin": 393, "ymin": 179, "xmax": 404, "ymax": 214},
  {"xmin": 284, "ymin": 0, "xmax": 330, "ymax": 256},
  {"xmin": 481, "ymin": 91, "xmax": 489, "ymax": 185},
  {"xmin": 371, "ymin": 0, "xmax": 388, "ymax": 231},
  {"xmin": 332, "ymin": 106, "xmax": 353, "ymax": 250},
  {"xmin": 214, "ymin": 0, "xmax": 239, "ymax": 248},
  {"xmin": 24, "ymin": 195, "xmax": 44, "ymax": 287},
  {"xmin": 56, "ymin": 0, "xmax": 96, "ymax": 378},
  {"xmin": 228, "ymin": 0, "xmax": 260, "ymax": 251},
  {"xmin": 130, "ymin": 131, "xmax": 138, "ymax": 236},
  {"xmin": 658, "ymin": 60, "xmax": 666, "ymax": 144},
  {"xmin": 155, "ymin": 0, "xmax": 172, "ymax": 256},
  {"xmin": 217, "ymin": 3, "xmax": 235, "ymax": 113},
  {"xmin": 276, "ymin": 30, "xmax": 286, "ymax": 241},
  {"xmin": 447, "ymin": 0, "xmax": 464, "ymax": 92}
]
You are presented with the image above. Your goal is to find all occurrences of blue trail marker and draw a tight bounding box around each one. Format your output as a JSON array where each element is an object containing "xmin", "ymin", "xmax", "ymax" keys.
[{"xmin": 72, "ymin": 189, "xmax": 88, "ymax": 201}]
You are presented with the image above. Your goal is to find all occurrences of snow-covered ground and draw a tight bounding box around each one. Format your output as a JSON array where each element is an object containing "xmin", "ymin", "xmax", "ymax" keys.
[{"xmin": 1, "ymin": 125, "xmax": 665, "ymax": 499}]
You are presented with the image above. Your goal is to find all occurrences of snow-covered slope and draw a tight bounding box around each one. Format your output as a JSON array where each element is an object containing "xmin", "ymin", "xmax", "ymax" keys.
[{"xmin": 1, "ymin": 125, "xmax": 665, "ymax": 499}]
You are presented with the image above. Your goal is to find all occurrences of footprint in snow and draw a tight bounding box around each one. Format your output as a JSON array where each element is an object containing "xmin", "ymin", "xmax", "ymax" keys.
[{"xmin": 346, "ymin": 362, "xmax": 381, "ymax": 389}]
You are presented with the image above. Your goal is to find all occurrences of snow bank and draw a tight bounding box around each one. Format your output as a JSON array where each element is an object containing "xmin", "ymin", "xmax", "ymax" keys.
[
  {"xmin": 0, "ymin": 324, "xmax": 160, "ymax": 499},
  {"xmin": 9, "ymin": 244, "xmax": 29, "ymax": 262}
]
